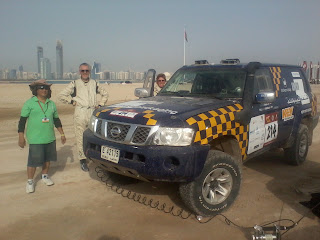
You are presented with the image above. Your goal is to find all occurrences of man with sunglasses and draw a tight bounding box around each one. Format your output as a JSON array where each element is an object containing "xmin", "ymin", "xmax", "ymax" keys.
[
  {"xmin": 154, "ymin": 73, "xmax": 167, "ymax": 95},
  {"xmin": 18, "ymin": 79, "xmax": 66, "ymax": 193},
  {"xmin": 58, "ymin": 63, "xmax": 108, "ymax": 172}
]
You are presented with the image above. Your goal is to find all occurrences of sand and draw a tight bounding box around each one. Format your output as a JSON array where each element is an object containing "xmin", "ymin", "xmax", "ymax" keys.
[{"xmin": 0, "ymin": 82, "xmax": 320, "ymax": 240}]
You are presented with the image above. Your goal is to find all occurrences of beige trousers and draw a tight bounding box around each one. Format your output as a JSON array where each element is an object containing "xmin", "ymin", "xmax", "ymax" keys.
[{"xmin": 74, "ymin": 107, "xmax": 94, "ymax": 161}]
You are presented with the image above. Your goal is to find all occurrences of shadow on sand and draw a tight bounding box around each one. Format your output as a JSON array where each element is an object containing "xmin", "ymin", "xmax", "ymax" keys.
[
  {"xmin": 35, "ymin": 144, "xmax": 74, "ymax": 180},
  {"xmin": 242, "ymin": 150, "xmax": 320, "ymax": 239},
  {"xmin": 87, "ymin": 161, "xmax": 191, "ymax": 218},
  {"xmin": 96, "ymin": 235, "xmax": 120, "ymax": 240}
]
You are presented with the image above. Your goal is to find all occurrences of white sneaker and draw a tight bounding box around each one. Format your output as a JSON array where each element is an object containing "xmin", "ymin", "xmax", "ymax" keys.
[
  {"xmin": 26, "ymin": 181, "xmax": 35, "ymax": 193},
  {"xmin": 42, "ymin": 175, "xmax": 54, "ymax": 186}
]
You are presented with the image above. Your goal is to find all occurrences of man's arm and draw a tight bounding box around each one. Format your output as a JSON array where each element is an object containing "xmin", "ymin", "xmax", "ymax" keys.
[
  {"xmin": 18, "ymin": 116, "xmax": 27, "ymax": 148},
  {"xmin": 55, "ymin": 124, "xmax": 66, "ymax": 145},
  {"xmin": 97, "ymin": 82, "xmax": 109, "ymax": 106},
  {"xmin": 58, "ymin": 81, "xmax": 75, "ymax": 104}
]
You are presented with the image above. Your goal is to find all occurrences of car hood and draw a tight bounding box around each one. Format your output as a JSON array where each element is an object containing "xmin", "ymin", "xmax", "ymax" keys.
[{"xmin": 94, "ymin": 96, "xmax": 237, "ymax": 127}]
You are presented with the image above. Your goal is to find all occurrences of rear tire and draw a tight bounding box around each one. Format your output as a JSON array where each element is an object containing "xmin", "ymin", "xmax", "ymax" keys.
[
  {"xmin": 284, "ymin": 124, "xmax": 309, "ymax": 166},
  {"xmin": 179, "ymin": 150, "xmax": 241, "ymax": 216}
]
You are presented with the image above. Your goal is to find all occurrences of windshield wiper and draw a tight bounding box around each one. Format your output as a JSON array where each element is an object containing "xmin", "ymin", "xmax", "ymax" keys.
[
  {"xmin": 176, "ymin": 90, "xmax": 190, "ymax": 97},
  {"xmin": 160, "ymin": 90, "xmax": 190, "ymax": 97}
]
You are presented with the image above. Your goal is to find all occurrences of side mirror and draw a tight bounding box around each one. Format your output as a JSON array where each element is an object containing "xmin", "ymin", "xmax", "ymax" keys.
[
  {"xmin": 134, "ymin": 88, "xmax": 150, "ymax": 98},
  {"xmin": 255, "ymin": 92, "xmax": 275, "ymax": 103}
]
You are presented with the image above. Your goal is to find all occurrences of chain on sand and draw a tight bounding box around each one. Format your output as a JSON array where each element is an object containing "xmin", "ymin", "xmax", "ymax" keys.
[
  {"xmin": 95, "ymin": 166, "xmax": 310, "ymax": 238},
  {"xmin": 95, "ymin": 166, "xmax": 257, "ymax": 228},
  {"xmin": 95, "ymin": 166, "xmax": 194, "ymax": 220}
]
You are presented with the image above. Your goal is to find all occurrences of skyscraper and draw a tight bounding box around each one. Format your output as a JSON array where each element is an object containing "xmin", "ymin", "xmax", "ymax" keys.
[
  {"xmin": 40, "ymin": 58, "xmax": 51, "ymax": 79},
  {"xmin": 56, "ymin": 40, "xmax": 63, "ymax": 79},
  {"xmin": 37, "ymin": 46, "xmax": 43, "ymax": 74},
  {"xmin": 9, "ymin": 69, "xmax": 17, "ymax": 79},
  {"xmin": 91, "ymin": 61, "xmax": 101, "ymax": 80}
]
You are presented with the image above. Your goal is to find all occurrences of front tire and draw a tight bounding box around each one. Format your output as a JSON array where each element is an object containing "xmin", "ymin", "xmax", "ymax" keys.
[
  {"xmin": 284, "ymin": 124, "xmax": 309, "ymax": 166},
  {"xmin": 179, "ymin": 150, "xmax": 242, "ymax": 216}
]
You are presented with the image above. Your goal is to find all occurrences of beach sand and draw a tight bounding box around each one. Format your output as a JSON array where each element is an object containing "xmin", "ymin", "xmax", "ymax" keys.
[{"xmin": 0, "ymin": 83, "xmax": 320, "ymax": 240}]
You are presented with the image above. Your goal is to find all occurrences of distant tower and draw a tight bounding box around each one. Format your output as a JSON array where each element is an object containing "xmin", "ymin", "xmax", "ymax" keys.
[
  {"xmin": 40, "ymin": 58, "xmax": 52, "ymax": 79},
  {"xmin": 56, "ymin": 40, "xmax": 63, "ymax": 79},
  {"xmin": 37, "ymin": 46, "xmax": 43, "ymax": 74},
  {"xmin": 91, "ymin": 61, "xmax": 101, "ymax": 80},
  {"xmin": 19, "ymin": 65, "xmax": 23, "ymax": 72},
  {"xmin": 9, "ymin": 69, "xmax": 17, "ymax": 79}
]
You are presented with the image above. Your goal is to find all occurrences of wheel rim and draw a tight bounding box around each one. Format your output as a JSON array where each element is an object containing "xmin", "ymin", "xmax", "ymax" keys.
[
  {"xmin": 298, "ymin": 133, "xmax": 308, "ymax": 157},
  {"xmin": 202, "ymin": 167, "xmax": 233, "ymax": 205}
]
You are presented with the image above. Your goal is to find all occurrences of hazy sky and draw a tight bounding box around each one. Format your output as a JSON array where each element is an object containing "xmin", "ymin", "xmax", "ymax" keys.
[{"xmin": 1, "ymin": 0, "xmax": 320, "ymax": 74}]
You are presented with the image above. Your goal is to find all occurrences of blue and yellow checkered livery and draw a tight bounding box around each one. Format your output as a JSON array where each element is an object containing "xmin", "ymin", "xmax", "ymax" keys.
[
  {"xmin": 186, "ymin": 103, "xmax": 249, "ymax": 159},
  {"xmin": 270, "ymin": 67, "xmax": 281, "ymax": 97}
]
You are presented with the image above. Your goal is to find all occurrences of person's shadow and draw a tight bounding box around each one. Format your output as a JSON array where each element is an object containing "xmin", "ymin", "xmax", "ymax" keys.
[{"xmin": 35, "ymin": 144, "xmax": 74, "ymax": 180}]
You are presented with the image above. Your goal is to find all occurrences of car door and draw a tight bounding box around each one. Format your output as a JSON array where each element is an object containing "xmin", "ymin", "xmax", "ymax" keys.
[{"xmin": 247, "ymin": 67, "xmax": 284, "ymax": 155}]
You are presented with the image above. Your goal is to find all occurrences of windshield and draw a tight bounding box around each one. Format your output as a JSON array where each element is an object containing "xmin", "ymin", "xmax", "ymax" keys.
[{"xmin": 160, "ymin": 67, "xmax": 246, "ymax": 99}]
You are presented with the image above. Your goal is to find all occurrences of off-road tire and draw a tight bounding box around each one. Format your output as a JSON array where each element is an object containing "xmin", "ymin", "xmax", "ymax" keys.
[
  {"xmin": 179, "ymin": 150, "xmax": 241, "ymax": 216},
  {"xmin": 284, "ymin": 124, "xmax": 309, "ymax": 166}
]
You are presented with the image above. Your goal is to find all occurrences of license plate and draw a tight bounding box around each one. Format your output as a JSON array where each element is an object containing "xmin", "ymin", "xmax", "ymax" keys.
[{"xmin": 101, "ymin": 146, "xmax": 120, "ymax": 163}]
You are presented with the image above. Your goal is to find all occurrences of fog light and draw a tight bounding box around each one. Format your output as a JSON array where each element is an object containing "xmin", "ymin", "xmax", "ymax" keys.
[{"xmin": 163, "ymin": 157, "xmax": 180, "ymax": 170}]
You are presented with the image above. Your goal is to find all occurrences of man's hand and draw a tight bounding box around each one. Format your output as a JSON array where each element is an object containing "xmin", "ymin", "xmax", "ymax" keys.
[
  {"xmin": 61, "ymin": 135, "xmax": 66, "ymax": 145},
  {"xmin": 18, "ymin": 134, "xmax": 26, "ymax": 148}
]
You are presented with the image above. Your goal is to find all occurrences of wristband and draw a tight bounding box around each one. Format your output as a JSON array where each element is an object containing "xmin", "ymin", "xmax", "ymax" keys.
[{"xmin": 61, "ymin": 134, "xmax": 65, "ymax": 137}]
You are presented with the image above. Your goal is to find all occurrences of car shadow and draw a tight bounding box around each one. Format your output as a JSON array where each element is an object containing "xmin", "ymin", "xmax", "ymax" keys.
[
  {"xmin": 87, "ymin": 161, "xmax": 192, "ymax": 216},
  {"xmin": 281, "ymin": 225, "xmax": 320, "ymax": 239},
  {"xmin": 244, "ymin": 150, "xmax": 320, "ymax": 221}
]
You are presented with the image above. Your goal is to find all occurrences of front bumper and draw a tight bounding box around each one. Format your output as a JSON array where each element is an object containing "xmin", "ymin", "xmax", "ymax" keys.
[{"xmin": 83, "ymin": 129, "xmax": 209, "ymax": 182}]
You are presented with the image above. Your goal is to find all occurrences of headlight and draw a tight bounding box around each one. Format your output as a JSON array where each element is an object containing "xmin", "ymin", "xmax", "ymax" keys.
[
  {"xmin": 153, "ymin": 128, "xmax": 194, "ymax": 146},
  {"xmin": 88, "ymin": 115, "xmax": 97, "ymax": 132}
]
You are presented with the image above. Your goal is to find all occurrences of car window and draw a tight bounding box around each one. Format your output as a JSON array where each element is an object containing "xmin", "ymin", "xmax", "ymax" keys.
[
  {"xmin": 253, "ymin": 69, "xmax": 274, "ymax": 95},
  {"xmin": 161, "ymin": 68, "xmax": 246, "ymax": 99}
]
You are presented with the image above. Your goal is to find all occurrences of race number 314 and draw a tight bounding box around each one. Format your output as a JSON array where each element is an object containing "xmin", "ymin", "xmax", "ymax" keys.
[{"xmin": 264, "ymin": 112, "xmax": 278, "ymax": 145}]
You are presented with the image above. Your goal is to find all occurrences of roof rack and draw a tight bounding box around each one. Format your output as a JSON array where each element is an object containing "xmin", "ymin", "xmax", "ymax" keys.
[
  {"xmin": 194, "ymin": 60, "xmax": 209, "ymax": 65},
  {"xmin": 220, "ymin": 58, "xmax": 240, "ymax": 65}
]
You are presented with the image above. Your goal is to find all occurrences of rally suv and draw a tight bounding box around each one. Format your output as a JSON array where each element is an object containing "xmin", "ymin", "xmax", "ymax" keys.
[{"xmin": 83, "ymin": 59, "xmax": 319, "ymax": 216}]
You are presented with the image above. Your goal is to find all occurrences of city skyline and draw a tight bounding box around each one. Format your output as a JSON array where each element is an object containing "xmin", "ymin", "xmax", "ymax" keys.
[{"xmin": 1, "ymin": 1, "xmax": 320, "ymax": 74}]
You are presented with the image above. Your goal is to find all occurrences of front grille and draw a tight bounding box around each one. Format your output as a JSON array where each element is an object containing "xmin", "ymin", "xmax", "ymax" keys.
[
  {"xmin": 93, "ymin": 119, "xmax": 155, "ymax": 145},
  {"xmin": 96, "ymin": 120, "xmax": 102, "ymax": 135},
  {"xmin": 107, "ymin": 122, "xmax": 130, "ymax": 141},
  {"xmin": 132, "ymin": 127, "xmax": 151, "ymax": 144}
]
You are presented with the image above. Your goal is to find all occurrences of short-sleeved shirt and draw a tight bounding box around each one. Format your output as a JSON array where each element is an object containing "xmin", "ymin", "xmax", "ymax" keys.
[{"xmin": 20, "ymin": 96, "xmax": 59, "ymax": 144}]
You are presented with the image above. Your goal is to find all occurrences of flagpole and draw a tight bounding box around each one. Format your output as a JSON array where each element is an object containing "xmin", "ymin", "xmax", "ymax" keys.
[{"xmin": 184, "ymin": 28, "xmax": 186, "ymax": 65}]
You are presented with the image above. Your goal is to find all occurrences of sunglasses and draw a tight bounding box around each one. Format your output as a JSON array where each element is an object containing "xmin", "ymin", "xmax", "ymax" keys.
[
  {"xmin": 80, "ymin": 70, "xmax": 90, "ymax": 73},
  {"xmin": 37, "ymin": 85, "xmax": 50, "ymax": 90},
  {"xmin": 157, "ymin": 79, "xmax": 166, "ymax": 82}
]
